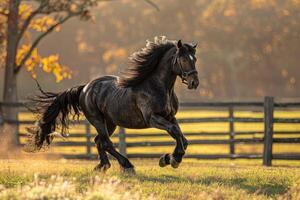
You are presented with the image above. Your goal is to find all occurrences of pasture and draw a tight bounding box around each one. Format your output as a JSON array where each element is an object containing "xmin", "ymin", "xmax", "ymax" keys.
[
  {"xmin": 1, "ymin": 106, "xmax": 299, "ymax": 199},
  {"xmin": 0, "ymin": 159, "xmax": 300, "ymax": 200}
]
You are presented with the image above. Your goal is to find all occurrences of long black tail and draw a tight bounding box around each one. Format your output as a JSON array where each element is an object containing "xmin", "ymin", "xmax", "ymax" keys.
[{"xmin": 25, "ymin": 82, "xmax": 85, "ymax": 152}]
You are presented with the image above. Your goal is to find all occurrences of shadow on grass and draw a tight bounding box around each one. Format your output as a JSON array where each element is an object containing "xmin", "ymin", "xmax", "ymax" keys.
[{"xmin": 134, "ymin": 173, "xmax": 288, "ymax": 197}]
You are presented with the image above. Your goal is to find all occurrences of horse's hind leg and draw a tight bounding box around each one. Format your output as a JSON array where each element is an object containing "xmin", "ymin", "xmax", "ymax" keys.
[
  {"xmin": 88, "ymin": 115, "xmax": 135, "ymax": 173},
  {"xmin": 94, "ymin": 134, "xmax": 110, "ymax": 172},
  {"xmin": 101, "ymin": 133, "xmax": 135, "ymax": 173},
  {"xmin": 87, "ymin": 115, "xmax": 114, "ymax": 172},
  {"xmin": 93, "ymin": 122, "xmax": 115, "ymax": 172}
]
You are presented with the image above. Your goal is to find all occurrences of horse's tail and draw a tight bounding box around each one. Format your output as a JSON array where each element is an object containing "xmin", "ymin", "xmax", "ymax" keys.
[{"xmin": 25, "ymin": 81, "xmax": 85, "ymax": 152}]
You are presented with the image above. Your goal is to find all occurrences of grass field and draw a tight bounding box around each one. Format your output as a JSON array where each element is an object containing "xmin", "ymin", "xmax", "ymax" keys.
[
  {"xmin": 1, "ymin": 109, "xmax": 300, "ymax": 199},
  {"xmin": 17, "ymin": 109, "xmax": 300, "ymax": 156},
  {"xmin": 0, "ymin": 159, "xmax": 300, "ymax": 200}
]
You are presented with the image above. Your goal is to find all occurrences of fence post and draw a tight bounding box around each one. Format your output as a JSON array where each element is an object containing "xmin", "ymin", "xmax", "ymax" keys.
[
  {"xmin": 85, "ymin": 121, "xmax": 92, "ymax": 158},
  {"xmin": 118, "ymin": 127, "xmax": 127, "ymax": 156},
  {"xmin": 0, "ymin": 104, "xmax": 3, "ymax": 141},
  {"xmin": 229, "ymin": 106, "xmax": 235, "ymax": 157},
  {"xmin": 263, "ymin": 96, "xmax": 274, "ymax": 166},
  {"xmin": 0, "ymin": 104, "xmax": 3, "ymax": 126}
]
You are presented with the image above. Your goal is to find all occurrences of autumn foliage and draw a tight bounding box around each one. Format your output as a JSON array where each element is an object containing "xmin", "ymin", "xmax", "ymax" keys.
[
  {"xmin": 74, "ymin": 0, "xmax": 300, "ymax": 100},
  {"xmin": 0, "ymin": 0, "xmax": 97, "ymax": 82}
]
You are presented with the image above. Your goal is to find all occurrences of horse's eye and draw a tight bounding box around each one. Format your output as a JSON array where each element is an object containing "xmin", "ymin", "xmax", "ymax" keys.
[{"xmin": 189, "ymin": 55, "xmax": 194, "ymax": 61}]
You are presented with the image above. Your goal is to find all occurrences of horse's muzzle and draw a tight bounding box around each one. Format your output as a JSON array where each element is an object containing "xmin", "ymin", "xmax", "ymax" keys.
[{"xmin": 187, "ymin": 74, "xmax": 199, "ymax": 90}]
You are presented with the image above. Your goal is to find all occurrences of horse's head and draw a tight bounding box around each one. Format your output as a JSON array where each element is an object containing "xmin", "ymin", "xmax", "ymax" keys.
[{"xmin": 173, "ymin": 40, "xmax": 199, "ymax": 89}]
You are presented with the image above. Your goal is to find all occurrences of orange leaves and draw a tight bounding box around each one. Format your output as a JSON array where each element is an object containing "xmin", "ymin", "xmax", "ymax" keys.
[
  {"xmin": 41, "ymin": 55, "xmax": 72, "ymax": 82},
  {"xmin": 293, "ymin": 0, "xmax": 300, "ymax": 6},
  {"xmin": 102, "ymin": 48, "xmax": 127, "ymax": 63},
  {"xmin": 77, "ymin": 41, "xmax": 94, "ymax": 53},
  {"xmin": 17, "ymin": 45, "xmax": 71, "ymax": 82},
  {"xmin": 41, "ymin": 55, "xmax": 58, "ymax": 73},
  {"xmin": 223, "ymin": 8, "xmax": 236, "ymax": 17},
  {"xmin": 13, "ymin": 2, "xmax": 70, "ymax": 82},
  {"xmin": 250, "ymin": 0, "xmax": 269, "ymax": 9},
  {"xmin": 263, "ymin": 44, "xmax": 272, "ymax": 54},
  {"xmin": 16, "ymin": 45, "xmax": 39, "ymax": 78},
  {"xmin": 0, "ymin": 0, "xmax": 8, "ymax": 17},
  {"xmin": 19, "ymin": 4, "xmax": 33, "ymax": 21},
  {"xmin": 102, "ymin": 48, "xmax": 128, "ymax": 74},
  {"xmin": 30, "ymin": 16, "xmax": 59, "ymax": 32}
]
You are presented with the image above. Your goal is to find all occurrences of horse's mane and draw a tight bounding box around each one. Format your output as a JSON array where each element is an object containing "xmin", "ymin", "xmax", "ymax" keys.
[{"xmin": 118, "ymin": 36, "xmax": 175, "ymax": 87}]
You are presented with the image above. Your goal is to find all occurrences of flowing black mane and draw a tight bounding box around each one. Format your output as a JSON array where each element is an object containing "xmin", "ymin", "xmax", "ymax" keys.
[{"xmin": 118, "ymin": 37, "xmax": 175, "ymax": 87}]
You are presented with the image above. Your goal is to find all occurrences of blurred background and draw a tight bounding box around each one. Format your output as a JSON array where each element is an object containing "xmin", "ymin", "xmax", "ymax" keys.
[{"xmin": 1, "ymin": 0, "xmax": 300, "ymax": 101}]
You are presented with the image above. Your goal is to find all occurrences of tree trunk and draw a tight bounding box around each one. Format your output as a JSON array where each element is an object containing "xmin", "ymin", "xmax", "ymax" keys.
[{"xmin": 1, "ymin": 0, "xmax": 20, "ymax": 148}]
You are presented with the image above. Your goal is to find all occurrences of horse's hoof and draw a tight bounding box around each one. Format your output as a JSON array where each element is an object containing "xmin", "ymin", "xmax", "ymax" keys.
[
  {"xmin": 170, "ymin": 156, "xmax": 180, "ymax": 169},
  {"xmin": 159, "ymin": 154, "xmax": 170, "ymax": 167},
  {"xmin": 94, "ymin": 163, "xmax": 111, "ymax": 172},
  {"xmin": 121, "ymin": 167, "xmax": 136, "ymax": 175}
]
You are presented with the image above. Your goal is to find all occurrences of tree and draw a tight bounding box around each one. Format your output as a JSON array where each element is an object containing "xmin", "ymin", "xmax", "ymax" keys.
[{"xmin": 0, "ymin": 0, "xmax": 98, "ymax": 147}]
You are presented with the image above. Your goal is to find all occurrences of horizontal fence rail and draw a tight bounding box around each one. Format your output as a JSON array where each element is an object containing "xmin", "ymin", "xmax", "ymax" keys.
[{"xmin": 1, "ymin": 96, "xmax": 300, "ymax": 166}]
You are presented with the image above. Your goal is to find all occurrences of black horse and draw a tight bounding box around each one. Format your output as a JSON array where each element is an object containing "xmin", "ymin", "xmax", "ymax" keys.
[{"xmin": 26, "ymin": 37, "xmax": 199, "ymax": 173}]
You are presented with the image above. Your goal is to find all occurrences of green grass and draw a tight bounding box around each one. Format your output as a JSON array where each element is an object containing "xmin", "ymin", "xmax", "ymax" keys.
[
  {"xmin": 0, "ymin": 159, "xmax": 300, "ymax": 199},
  {"xmin": 5, "ymin": 110, "xmax": 299, "ymax": 199}
]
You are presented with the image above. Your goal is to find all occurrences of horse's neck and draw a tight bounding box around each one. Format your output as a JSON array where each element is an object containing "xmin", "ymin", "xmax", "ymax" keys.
[{"xmin": 150, "ymin": 50, "xmax": 177, "ymax": 92}]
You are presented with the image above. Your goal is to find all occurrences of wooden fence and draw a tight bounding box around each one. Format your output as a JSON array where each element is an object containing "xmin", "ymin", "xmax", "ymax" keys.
[{"xmin": 1, "ymin": 96, "xmax": 300, "ymax": 166}]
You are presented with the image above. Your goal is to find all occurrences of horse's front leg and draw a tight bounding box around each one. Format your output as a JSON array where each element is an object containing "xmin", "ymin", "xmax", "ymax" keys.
[
  {"xmin": 170, "ymin": 118, "xmax": 188, "ymax": 150},
  {"xmin": 149, "ymin": 115, "xmax": 187, "ymax": 168}
]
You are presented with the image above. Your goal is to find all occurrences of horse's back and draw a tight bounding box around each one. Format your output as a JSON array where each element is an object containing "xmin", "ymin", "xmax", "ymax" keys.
[
  {"xmin": 79, "ymin": 75, "xmax": 146, "ymax": 128},
  {"xmin": 82, "ymin": 75, "xmax": 118, "ymax": 91},
  {"xmin": 80, "ymin": 75, "xmax": 118, "ymax": 114}
]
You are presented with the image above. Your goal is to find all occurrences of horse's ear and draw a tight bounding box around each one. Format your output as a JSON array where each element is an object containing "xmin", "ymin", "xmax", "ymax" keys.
[
  {"xmin": 192, "ymin": 43, "xmax": 197, "ymax": 49},
  {"xmin": 177, "ymin": 40, "xmax": 182, "ymax": 49}
]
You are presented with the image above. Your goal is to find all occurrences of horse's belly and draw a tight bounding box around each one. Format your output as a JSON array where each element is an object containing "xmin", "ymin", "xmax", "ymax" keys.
[{"xmin": 106, "ymin": 105, "xmax": 148, "ymax": 129}]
